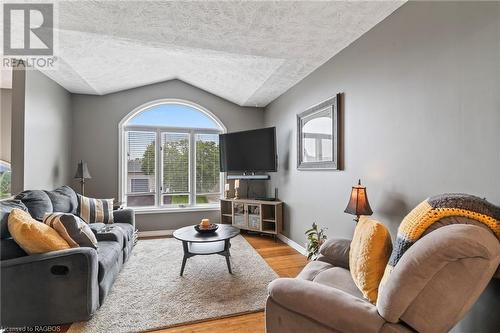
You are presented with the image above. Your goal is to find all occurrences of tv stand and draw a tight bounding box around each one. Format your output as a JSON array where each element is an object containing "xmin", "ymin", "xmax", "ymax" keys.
[
  {"xmin": 220, "ymin": 198, "xmax": 283, "ymax": 235},
  {"xmin": 227, "ymin": 174, "xmax": 270, "ymax": 180},
  {"xmin": 255, "ymin": 197, "xmax": 276, "ymax": 201}
]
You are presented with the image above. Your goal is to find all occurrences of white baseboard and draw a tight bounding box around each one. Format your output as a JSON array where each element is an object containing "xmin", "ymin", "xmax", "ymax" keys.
[
  {"xmin": 138, "ymin": 230, "xmax": 174, "ymax": 238},
  {"xmin": 277, "ymin": 234, "xmax": 307, "ymax": 256}
]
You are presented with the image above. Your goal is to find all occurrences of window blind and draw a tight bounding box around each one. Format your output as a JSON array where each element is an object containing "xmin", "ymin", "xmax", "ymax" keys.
[
  {"xmin": 162, "ymin": 132, "xmax": 189, "ymax": 194},
  {"xmin": 126, "ymin": 131, "xmax": 156, "ymax": 207},
  {"xmin": 195, "ymin": 133, "xmax": 220, "ymax": 194}
]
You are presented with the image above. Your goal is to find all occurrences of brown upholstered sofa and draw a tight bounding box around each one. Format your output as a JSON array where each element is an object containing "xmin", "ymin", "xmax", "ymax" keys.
[{"xmin": 266, "ymin": 219, "xmax": 500, "ymax": 333}]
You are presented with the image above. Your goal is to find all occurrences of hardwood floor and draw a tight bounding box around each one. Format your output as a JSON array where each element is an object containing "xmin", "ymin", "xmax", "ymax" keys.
[{"xmin": 155, "ymin": 232, "xmax": 307, "ymax": 333}]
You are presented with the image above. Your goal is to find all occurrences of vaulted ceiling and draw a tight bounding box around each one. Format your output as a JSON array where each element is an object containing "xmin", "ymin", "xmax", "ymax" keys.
[{"xmin": 39, "ymin": 1, "xmax": 404, "ymax": 106}]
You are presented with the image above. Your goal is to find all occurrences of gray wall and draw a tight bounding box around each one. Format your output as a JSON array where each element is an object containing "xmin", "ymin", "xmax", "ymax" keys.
[
  {"xmin": 264, "ymin": 2, "xmax": 500, "ymax": 331},
  {"xmin": 10, "ymin": 69, "xmax": 26, "ymax": 194},
  {"xmin": 22, "ymin": 70, "xmax": 72, "ymax": 190},
  {"xmin": 1, "ymin": 89, "xmax": 12, "ymax": 163},
  {"xmin": 71, "ymin": 79, "xmax": 264, "ymax": 231},
  {"xmin": 265, "ymin": 0, "xmax": 500, "ymax": 245}
]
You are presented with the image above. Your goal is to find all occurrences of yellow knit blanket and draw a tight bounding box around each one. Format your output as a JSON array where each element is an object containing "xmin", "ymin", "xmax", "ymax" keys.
[{"xmin": 380, "ymin": 193, "xmax": 500, "ymax": 285}]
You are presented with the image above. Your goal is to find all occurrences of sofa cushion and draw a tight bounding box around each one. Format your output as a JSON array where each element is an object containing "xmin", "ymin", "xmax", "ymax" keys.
[
  {"xmin": 122, "ymin": 239, "xmax": 133, "ymax": 263},
  {"xmin": 113, "ymin": 223, "xmax": 134, "ymax": 242},
  {"xmin": 44, "ymin": 186, "xmax": 79, "ymax": 214},
  {"xmin": 98, "ymin": 249, "xmax": 123, "ymax": 305},
  {"xmin": 89, "ymin": 222, "xmax": 106, "ymax": 235},
  {"xmin": 94, "ymin": 227, "xmax": 124, "ymax": 249},
  {"xmin": 296, "ymin": 260, "xmax": 333, "ymax": 281},
  {"xmin": 350, "ymin": 216, "xmax": 392, "ymax": 303},
  {"xmin": 314, "ymin": 267, "xmax": 364, "ymax": 299},
  {"xmin": 93, "ymin": 223, "xmax": 133, "ymax": 249},
  {"xmin": 43, "ymin": 213, "xmax": 98, "ymax": 249},
  {"xmin": 96, "ymin": 241, "xmax": 122, "ymax": 282},
  {"xmin": 0, "ymin": 199, "xmax": 28, "ymax": 239},
  {"xmin": 319, "ymin": 238, "xmax": 351, "ymax": 269},
  {"xmin": 268, "ymin": 278, "xmax": 385, "ymax": 333},
  {"xmin": 77, "ymin": 195, "xmax": 114, "ymax": 224},
  {"xmin": 14, "ymin": 190, "xmax": 53, "ymax": 221},
  {"xmin": 8, "ymin": 208, "xmax": 70, "ymax": 254}
]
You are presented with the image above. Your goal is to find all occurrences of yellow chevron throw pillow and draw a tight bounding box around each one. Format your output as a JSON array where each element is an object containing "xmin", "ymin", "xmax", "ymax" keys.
[
  {"xmin": 349, "ymin": 216, "xmax": 392, "ymax": 303},
  {"xmin": 8, "ymin": 208, "xmax": 70, "ymax": 254}
]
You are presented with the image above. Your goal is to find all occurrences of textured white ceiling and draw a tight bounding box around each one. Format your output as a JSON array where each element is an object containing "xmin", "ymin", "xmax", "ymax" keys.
[{"xmin": 39, "ymin": 1, "xmax": 404, "ymax": 106}]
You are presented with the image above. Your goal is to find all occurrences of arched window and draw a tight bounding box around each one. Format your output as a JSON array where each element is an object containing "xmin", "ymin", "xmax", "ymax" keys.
[{"xmin": 119, "ymin": 100, "xmax": 225, "ymax": 209}]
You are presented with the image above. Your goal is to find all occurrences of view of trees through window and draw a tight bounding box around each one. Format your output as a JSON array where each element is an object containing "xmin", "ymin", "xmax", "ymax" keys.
[
  {"xmin": 124, "ymin": 103, "xmax": 223, "ymax": 208},
  {"xmin": 0, "ymin": 161, "xmax": 11, "ymax": 199},
  {"xmin": 196, "ymin": 134, "xmax": 220, "ymax": 203},
  {"xmin": 162, "ymin": 133, "xmax": 189, "ymax": 205}
]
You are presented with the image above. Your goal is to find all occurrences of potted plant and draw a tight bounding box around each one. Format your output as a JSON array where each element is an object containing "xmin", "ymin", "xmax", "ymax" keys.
[{"xmin": 305, "ymin": 222, "xmax": 327, "ymax": 260}]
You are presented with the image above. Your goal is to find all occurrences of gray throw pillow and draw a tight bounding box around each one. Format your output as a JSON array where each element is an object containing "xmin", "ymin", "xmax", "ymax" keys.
[
  {"xmin": 15, "ymin": 190, "xmax": 53, "ymax": 221},
  {"xmin": 44, "ymin": 186, "xmax": 79, "ymax": 215},
  {"xmin": 0, "ymin": 199, "xmax": 28, "ymax": 239},
  {"xmin": 44, "ymin": 213, "xmax": 98, "ymax": 249}
]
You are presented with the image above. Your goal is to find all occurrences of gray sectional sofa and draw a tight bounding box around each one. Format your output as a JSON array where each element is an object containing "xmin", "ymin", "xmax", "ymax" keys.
[{"xmin": 0, "ymin": 186, "xmax": 135, "ymax": 327}]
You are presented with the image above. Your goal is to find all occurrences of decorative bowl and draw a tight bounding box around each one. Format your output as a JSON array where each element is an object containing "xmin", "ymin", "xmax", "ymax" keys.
[{"xmin": 194, "ymin": 224, "xmax": 219, "ymax": 234}]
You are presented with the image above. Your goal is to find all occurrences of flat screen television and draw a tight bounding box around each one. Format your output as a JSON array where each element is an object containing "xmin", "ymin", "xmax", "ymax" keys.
[{"xmin": 219, "ymin": 127, "xmax": 277, "ymax": 172}]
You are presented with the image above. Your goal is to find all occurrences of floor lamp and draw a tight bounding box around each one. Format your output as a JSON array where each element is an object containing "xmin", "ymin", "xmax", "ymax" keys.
[{"xmin": 74, "ymin": 160, "xmax": 92, "ymax": 195}]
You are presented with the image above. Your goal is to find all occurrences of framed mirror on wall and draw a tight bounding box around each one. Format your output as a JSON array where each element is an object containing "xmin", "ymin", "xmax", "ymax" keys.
[{"xmin": 297, "ymin": 93, "xmax": 342, "ymax": 170}]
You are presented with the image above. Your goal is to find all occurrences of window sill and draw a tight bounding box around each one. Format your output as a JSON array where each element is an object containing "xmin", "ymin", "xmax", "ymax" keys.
[{"xmin": 131, "ymin": 205, "xmax": 220, "ymax": 215}]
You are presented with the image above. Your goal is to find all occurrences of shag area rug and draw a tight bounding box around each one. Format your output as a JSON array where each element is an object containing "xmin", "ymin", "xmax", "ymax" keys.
[{"xmin": 68, "ymin": 235, "xmax": 278, "ymax": 333}]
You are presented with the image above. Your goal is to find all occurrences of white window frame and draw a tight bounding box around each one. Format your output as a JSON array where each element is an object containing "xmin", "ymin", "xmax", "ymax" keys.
[{"xmin": 118, "ymin": 99, "xmax": 226, "ymax": 213}]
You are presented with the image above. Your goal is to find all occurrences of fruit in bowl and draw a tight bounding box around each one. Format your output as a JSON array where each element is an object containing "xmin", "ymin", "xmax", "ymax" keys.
[
  {"xmin": 200, "ymin": 219, "xmax": 211, "ymax": 229},
  {"xmin": 194, "ymin": 220, "xmax": 218, "ymax": 234}
]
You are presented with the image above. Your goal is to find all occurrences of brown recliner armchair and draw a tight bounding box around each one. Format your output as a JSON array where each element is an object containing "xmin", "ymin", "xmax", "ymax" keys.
[{"xmin": 266, "ymin": 220, "xmax": 500, "ymax": 333}]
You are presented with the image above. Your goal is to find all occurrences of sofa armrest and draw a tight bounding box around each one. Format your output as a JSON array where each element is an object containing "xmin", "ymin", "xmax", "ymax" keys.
[
  {"xmin": 317, "ymin": 238, "xmax": 351, "ymax": 269},
  {"xmin": 113, "ymin": 208, "xmax": 135, "ymax": 227},
  {"xmin": 268, "ymin": 278, "xmax": 385, "ymax": 333},
  {"xmin": 1, "ymin": 247, "xmax": 96, "ymax": 268},
  {"xmin": 1, "ymin": 248, "xmax": 99, "ymax": 327}
]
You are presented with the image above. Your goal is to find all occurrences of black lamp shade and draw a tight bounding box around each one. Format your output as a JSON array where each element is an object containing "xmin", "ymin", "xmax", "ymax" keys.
[
  {"xmin": 74, "ymin": 160, "xmax": 92, "ymax": 179},
  {"xmin": 344, "ymin": 179, "xmax": 373, "ymax": 217}
]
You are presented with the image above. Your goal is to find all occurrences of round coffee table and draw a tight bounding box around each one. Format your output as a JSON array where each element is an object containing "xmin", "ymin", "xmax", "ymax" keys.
[{"xmin": 173, "ymin": 224, "xmax": 240, "ymax": 276}]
